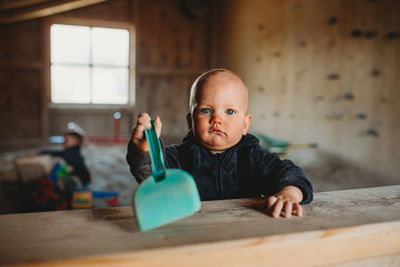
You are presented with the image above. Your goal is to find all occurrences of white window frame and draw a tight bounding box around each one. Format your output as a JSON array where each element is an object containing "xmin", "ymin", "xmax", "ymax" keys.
[{"xmin": 44, "ymin": 16, "xmax": 135, "ymax": 109}]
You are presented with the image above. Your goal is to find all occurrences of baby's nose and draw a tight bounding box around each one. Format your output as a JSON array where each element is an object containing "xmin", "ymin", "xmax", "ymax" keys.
[{"xmin": 210, "ymin": 113, "xmax": 222, "ymax": 125}]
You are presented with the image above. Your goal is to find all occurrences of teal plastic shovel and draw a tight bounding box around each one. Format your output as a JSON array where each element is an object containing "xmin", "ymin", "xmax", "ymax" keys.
[{"xmin": 133, "ymin": 120, "xmax": 201, "ymax": 231}]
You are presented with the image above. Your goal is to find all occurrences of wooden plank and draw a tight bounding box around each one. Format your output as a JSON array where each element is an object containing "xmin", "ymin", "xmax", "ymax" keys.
[
  {"xmin": 40, "ymin": 18, "xmax": 50, "ymax": 141},
  {"xmin": 0, "ymin": 185, "xmax": 399, "ymax": 265},
  {"xmin": 0, "ymin": 60, "xmax": 44, "ymax": 69},
  {"xmin": 0, "ymin": 0, "xmax": 109, "ymax": 25},
  {"xmin": 0, "ymin": 0, "xmax": 50, "ymax": 12},
  {"xmin": 0, "ymin": 69, "xmax": 43, "ymax": 139},
  {"xmin": 32, "ymin": 221, "xmax": 400, "ymax": 267}
]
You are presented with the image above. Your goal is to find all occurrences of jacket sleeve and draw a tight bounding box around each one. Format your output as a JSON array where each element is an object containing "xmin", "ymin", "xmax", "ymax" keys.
[
  {"xmin": 256, "ymin": 149, "xmax": 313, "ymax": 205},
  {"xmin": 126, "ymin": 140, "xmax": 151, "ymax": 183}
]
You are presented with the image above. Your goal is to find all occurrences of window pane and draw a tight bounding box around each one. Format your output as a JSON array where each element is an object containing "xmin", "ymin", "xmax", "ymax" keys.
[
  {"xmin": 92, "ymin": 67, "xmax": 128, "ymax": 104},
  {"xmin": 92, "ymin": 27, "xmax": 129, "ymax": 66},
  {"xmin": 51, "ymin": 24, "xmax": 90, "ymax": 64},
  {"xmin": 51, "ymin": 65, "xmax": 90, "ymax": 103}
]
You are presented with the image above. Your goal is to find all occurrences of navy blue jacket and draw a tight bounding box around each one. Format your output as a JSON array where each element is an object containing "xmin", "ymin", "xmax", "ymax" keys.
[
  {"xmin": 126, "ymin": 133, "xmax": 313, "ymax": 204},
  {"xmin": 40, "ymin": 145, "xmax": 91, "ymax": 186}
]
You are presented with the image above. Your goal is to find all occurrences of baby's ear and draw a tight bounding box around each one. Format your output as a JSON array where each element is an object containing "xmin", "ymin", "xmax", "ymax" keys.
[
  {"xmin": 186, "ymin": 113, "xmax": 193, "ymax": 131},
  {"xmin": 242, "ymin": 114, "xmax": 252, "ymax": 135}
]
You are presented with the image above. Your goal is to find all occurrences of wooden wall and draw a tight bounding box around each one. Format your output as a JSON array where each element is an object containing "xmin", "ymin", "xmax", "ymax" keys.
[
  {"xmin": 0, "ymin": 0, "xmax": 212, "ymax": 150},
  {"xmin": 45, "ymin": 0, "xmax": 135, "ymax": 138},
  {"xmin": 135, "ymin": 0, "xmax": 211, "ymax": 144},
  {"xmin": 0, "ymin": 20, "xmax": 44, "ymax": 142},
  {"xmin": 212, "ymin": 0, "xmax": 400, "ymax": 181}
]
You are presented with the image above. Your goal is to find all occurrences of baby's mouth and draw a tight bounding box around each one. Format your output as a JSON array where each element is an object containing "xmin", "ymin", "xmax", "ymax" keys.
[{"xmin": 210, "ymin": 127, "xmax": 225, "ymax": 135}]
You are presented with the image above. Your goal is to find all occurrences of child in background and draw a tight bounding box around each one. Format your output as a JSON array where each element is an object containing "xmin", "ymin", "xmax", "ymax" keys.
[
  {"xmin": 40, "ymin": 131, "xmax": 91, "ymax": 187},
  {"xmin": 127, "ymin": 69, "xmax": 313, "ymax": 218}
]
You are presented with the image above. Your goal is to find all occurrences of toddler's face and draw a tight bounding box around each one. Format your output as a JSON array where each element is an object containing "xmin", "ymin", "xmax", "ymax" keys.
[
  {"xmin": 188, "ymin": 72, "xmax": 251, "ymax": 153},
  {"xmin": 63, "ymin": 135, "xmax": 79, "ymax": 149}
]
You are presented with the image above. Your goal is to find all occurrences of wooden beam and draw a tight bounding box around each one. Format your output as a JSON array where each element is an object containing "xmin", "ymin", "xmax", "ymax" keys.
[
  {"xmin": 0, "ymin": 0, "xmax": 109, "ymax": 25},
  {"xmin": 40, "ymin": 221, "xmax": 400, "ymax": 267},
  {"xmin": 0, "ymin": 60, "xmax": 44, "ymax": 69},
  {"xmin": 0, "ymin": 186, "xmax": 400, "ymax": 265},
  {"xmin": 0, "ymin": 0, "xmax": 51, "ymax": 12}
]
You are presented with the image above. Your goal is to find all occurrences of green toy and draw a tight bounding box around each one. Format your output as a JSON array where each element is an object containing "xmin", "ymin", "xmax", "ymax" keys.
[{"xmin": 133, "ymin": 120, "xmax": 201, "ymax": 231}]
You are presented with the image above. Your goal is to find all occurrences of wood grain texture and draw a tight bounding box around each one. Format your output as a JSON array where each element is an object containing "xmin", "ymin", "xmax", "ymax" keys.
[
  {"xmin": 212, "ymin": 0, "xmax": 400, "ymax": 182},
  {"xmin": 0, "ymin": 0, "xmax": 109, "ymax": 25},
  {"xmin": 133, "ymin": 0, "xmax": 212, "ymax": 145},
  {"xmin": 0, "ymin": 185, "xmax": 399, "ymax": 266}
]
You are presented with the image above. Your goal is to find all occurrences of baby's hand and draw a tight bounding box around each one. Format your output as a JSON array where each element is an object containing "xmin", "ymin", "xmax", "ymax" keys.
[
  {"xmin": 267, "ymin": 186, "xmax": 303, "ymax": 218},
  {"xmin": 131, "ymin": 113, "xmax": 162, "ymax": 152}
]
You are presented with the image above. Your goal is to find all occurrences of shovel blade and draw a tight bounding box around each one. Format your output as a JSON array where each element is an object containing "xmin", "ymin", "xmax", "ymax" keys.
[{"xmin": 133, "ymin": 169, "xmax": 201, "ymax": 231}]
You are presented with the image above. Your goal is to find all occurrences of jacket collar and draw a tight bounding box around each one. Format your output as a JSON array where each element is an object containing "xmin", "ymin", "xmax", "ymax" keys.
[{"xmin": 182, "ymin": 131, "xmax": 259, "ymax": 155}]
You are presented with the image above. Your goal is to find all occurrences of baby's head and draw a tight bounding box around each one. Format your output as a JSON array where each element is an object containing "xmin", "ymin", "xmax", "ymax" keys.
[
  {"xmin": 187, "ymin": 69, "xmax": 252, "ymax": 153},
  {"xmin": 63, "ymin": 131, "xmax": 83, "ymax": 149}
]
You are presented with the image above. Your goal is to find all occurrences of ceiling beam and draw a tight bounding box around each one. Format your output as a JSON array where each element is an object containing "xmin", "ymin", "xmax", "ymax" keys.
[
  {"xmin": 0, "ymin": 0, "xmax": 109, "ymax": 25},
  {"xmin": 0, "ymin": 0, "xmax": 51, "ymax": 12}
]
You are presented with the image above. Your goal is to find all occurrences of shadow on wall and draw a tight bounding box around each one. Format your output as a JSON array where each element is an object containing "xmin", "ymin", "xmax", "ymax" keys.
[{"xmin": 298, "ymin": 149, "xmax": 398, "ymax": 193}]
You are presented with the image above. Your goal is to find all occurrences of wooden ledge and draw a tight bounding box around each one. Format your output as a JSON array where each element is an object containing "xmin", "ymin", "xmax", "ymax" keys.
[{"xmin": 0, "ymin": 185, "xmax": 399, "ymax": 266}]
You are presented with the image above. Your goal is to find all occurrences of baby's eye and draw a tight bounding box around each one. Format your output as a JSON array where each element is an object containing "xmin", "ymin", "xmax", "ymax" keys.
[
  {"xmin": 200, "ymin": 108, "xmax": 212, "ymax": 114},
  {"xmin": 226, "ymin": 109, "xmax": 236, "ymax": 115}
]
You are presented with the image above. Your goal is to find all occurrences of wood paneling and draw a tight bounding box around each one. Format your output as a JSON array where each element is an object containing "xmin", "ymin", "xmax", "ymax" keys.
[
  {"xmin": 212, "ymin": 0, "xmax": 400, "ymax": 181},
  {"xmin": 0, "ymin": 20, "xmax": 43, "ymax": 140},
  {"xmin": 0, "ymin": 20, "xmax": 41, "ymax": 62},
  {"xmin": 134, "ymin": 0, "xmax": 212, "ymax": 143},
  {"xmin": 0, "ymin": 0, "xmax": 211, "ymax": 147},
  {"xmin": 137, "ymin": 75, "xmax": 196, "ymax": 143},
  {"xmin": 48, "ymin": 108, "xmax": 132, "ymax": 136},
  {"xmin": 0, "ymin": 0, "xmax": 135, "ymax": 146},
  {"xmin": 136, "ymin": 0, "xmax": 210, "ymax": 69},
  {"xmin": 0, "ymin": 69, "xmax": 42, "ymax": 138}
]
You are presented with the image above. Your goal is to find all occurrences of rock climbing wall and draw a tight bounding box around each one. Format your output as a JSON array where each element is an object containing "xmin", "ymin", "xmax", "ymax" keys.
[{"xmin": 212, "ymin": 0, "xmax": 400, "ymax": 181}]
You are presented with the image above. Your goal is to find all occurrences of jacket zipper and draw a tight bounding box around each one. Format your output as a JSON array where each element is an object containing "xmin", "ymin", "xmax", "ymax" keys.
[{"xmin": 215, "ymin": 153, "xmax": 223, "ymax": 199}]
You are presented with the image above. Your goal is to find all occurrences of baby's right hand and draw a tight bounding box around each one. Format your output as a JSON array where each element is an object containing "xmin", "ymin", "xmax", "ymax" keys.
[{"xmin": 131, "ymin": 113, "xmax": 162, "ymax": 152}]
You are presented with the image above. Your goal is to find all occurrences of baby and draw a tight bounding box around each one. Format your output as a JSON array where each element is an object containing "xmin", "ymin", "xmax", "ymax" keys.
[{"xmin": 127, "ymin": 69, "xmax": 313, "ymax": 218}]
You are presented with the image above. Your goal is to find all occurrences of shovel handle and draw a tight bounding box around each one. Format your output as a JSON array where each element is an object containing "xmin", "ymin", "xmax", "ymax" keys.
[{"xmin": 145, "ymin": 120, "xmax": 166, "ymax": 180}]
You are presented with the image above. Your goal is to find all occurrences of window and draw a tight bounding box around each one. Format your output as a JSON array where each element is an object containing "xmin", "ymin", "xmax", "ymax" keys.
[{"xmin": 50, "ymin": 24, "xmax": 130, "ymax": 104}]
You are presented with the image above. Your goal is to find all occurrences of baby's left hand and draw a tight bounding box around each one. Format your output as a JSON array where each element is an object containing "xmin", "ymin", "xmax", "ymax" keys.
[{"xmin": 267, "ymin": 186, "xmax": 303, "ymax": 218}]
